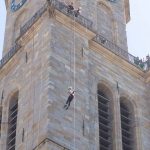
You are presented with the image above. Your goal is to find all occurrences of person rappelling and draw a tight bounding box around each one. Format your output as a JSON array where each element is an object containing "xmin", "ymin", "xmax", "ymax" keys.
[{"xmin": 64, "ymin": 87, "xmax": 75, "ymax": 110}]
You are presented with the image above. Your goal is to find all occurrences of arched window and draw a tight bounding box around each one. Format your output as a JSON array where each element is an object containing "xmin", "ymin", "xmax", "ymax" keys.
[
  {"xmin": 97, "ymin": 84, "xmax": 113, "ymax": 150},
  {"xmin": 7, "ymin": 92, "xmax": 19, "ymax": 150},
  {"xmin": 120, "ymin": 98, "xmax": 135, "ymax": 150}
]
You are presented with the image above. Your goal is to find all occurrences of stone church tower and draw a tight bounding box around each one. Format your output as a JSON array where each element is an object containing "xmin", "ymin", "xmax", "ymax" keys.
[{"xmin": 0, "ymin": 0, "xmax": 150, "ymax": 150}]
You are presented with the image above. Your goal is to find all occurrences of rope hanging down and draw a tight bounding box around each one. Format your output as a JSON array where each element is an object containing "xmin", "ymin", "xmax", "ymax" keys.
[
  {"xmin": 73, "ymin": 14, "xmax": 76, "ymax": 150},
  {"xmin": 63, "ymin": 7, "xmax": 77, "ymax": 150}
]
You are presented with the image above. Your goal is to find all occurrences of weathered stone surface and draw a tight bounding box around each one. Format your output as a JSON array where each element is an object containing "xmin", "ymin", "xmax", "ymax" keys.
[{"xmin": 0, "ymin": 1, "xmax": 150, "ymax": 150}]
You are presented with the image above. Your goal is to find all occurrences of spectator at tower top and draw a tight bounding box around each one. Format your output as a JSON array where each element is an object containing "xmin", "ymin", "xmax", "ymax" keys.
[
  {"xmin": 75, "ymin": 7, "xmax": 82, "ymax": 17},
  {"xmin": 67, "ymin": 2, "xmax": 74, "ymax": 13},
  {"xmin": 65, "ymin": 1, "xmax": 82, "ymax": 17}
]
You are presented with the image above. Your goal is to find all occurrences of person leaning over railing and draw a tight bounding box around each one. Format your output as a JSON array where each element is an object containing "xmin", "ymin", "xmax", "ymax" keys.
[
  {"xmin": 65, "ymin": 1, "xmax": 82, "ymax": 17},
  {"xmin": 74, "ymin": 7, "xmax": 82, "ymax": 17},
  {"xmin": 67, "ymin": 2, "xmax": 74, "ymax": 13},
  {"xmin": 146, "ymin": 55, "xmax": 150, "ymax": 69}
]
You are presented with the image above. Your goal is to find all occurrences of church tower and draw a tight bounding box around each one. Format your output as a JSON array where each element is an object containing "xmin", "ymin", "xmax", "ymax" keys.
[{"xmin": 0, "ymin": 0, "xmax": 150, "ymax": 150}]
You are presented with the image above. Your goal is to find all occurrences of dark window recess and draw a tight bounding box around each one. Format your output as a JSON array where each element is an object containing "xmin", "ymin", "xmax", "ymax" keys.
[
  {"xmin": 98, "ymin": 91, "xmax": 112, "ymax": 150},
  {"xmin": 25, "ymin": 52, "xmax": 28, "ymax": 63},
  {"xmin": 7, "ymin": 100, "xmax": 18, "ymax": 150},
  {"xmin": 120, "ymin": 102, "xmax": 134, "ymax": 150},
  {"xmin": 22, "ymin": 128, "xmax": 25, "ymax": 142}
]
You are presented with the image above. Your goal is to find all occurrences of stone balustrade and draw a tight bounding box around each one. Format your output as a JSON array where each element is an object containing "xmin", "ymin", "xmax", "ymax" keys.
[{"xmin": 0, "ymin": 43, "xmax": 21, "ymax": 69}]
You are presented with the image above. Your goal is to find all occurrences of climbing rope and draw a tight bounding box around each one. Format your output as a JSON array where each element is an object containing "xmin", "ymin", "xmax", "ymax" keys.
[
  {"xmin": 69, "ymin": 31, "xmax": 72, "ymax": 87},
  {"xmin": 73, "ymin": 14, "xmax": 76, "ymax": 150}
]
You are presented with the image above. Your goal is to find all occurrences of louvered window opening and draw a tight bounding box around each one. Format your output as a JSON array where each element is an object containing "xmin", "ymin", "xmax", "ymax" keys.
[
  {"xmin": 120, "ymin": 102, "xmax": 134, "ymax": 150},
  {"xmin": 7, "ymin": 102, "xmax": 18, "ymax": 150},
  {"xmin": 98, "ymin": 91, "xmax": 112, "ymax": 150}
]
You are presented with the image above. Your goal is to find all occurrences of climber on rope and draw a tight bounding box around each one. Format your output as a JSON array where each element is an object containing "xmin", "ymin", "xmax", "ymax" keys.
[
  {"xmin": 67, "ymin": 2, "xmax": 74, "ymax": 13},
  {"xmin": 64, "ymin": 87, "xmax": 75, "ymax": 110}
]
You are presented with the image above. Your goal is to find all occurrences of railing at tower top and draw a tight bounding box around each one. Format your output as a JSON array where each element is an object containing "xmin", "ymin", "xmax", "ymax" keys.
[
  {"xmin": 93, "ymin": 35, "xmax": 136, "ymax": 64},
  {"xmin": 20, "ymin": 3, "xmax": 47, "ymax": 36},
  {"xmin": 0, "ymin": 43, "xmax": 21, "ymax": 69},
  {"xmin": 19, "ymin": 0, "xmax": 93, "ymax": 37},
  {"xmin": 47, "ymin": 0, "xmax": 150, "ymax": 71},
  {"xmin": 93, "ymin": 34, "xmax": 150, "ymax": 71},
  {"xmin": 50, "ymin": 0, "xmax": 93, "ymax": 30}
]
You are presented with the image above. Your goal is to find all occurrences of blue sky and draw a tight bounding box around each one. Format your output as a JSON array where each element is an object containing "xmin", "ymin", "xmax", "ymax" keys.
[{"xmin": 0, "ymin": 0, "xmax": 150, "ymax": 59}]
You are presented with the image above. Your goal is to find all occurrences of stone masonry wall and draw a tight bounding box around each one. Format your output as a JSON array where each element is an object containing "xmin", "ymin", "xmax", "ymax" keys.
[
  {"xmin": 0, "ymin": 16, "xmax": 51, "ymax": 150},
  {"xmin": 78, "ymin": 0, "xmax": 128, "ymax": 50},
  {"xmin": 47, "ymin": 20, "xmax": 149, "ymax": 150},
  {"xmin": 3, "ymin": 0, "xmax": 128, "ymax": 56},
  {"xmin": 3, "ymin": 0, "xmax": 46, "ymax": 55},
  {"xmin": 1, "ymin": 0, "xmax": 149, "ymax": 150}
]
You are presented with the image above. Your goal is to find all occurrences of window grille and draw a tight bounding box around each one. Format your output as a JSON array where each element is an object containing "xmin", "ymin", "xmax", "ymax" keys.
[
  {"xmin": 120, "ymin": 102, "xmax": 134, "ymax": 150},
  {"xmin": 7, "ymin": 99, "xmax": 18, "ymax": 150},
  {"xmin": 98, "ymin": 91, "xmax": 112, "ymax": 150}
]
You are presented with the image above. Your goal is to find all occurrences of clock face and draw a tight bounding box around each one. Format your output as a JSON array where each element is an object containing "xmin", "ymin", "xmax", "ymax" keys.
[{"xmin": 11, "ymin": 0, "xmax": 27, "ymax": 12}]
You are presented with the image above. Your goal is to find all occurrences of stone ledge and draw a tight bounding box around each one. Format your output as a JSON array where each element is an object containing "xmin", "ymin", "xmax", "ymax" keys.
[{"xmin": 89, "ymin": 40, "xmax": 145, "ymax": 80}]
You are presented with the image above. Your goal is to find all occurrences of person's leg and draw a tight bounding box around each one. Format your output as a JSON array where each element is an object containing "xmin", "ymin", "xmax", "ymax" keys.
[
  {"xmin": 64, "ymin": 95, "xmax": 71, "ymax": 108},
  {"xmin": 66, "ymin": 99, "xmax": 71, "ymax": 110},
  {"xmin": 64, "ymin": 101, "xmax": 68, "ymax": 108},
  {"xmin": 63, "ymin": 103, "xmax": 67, "ymax": 108},
  {"xmin": 66, "ymin": 95, "xmax": 74, "ymax": 110}
]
